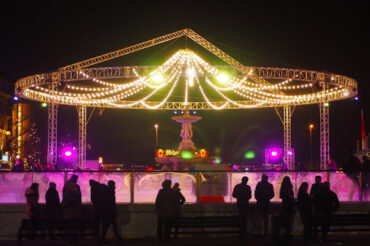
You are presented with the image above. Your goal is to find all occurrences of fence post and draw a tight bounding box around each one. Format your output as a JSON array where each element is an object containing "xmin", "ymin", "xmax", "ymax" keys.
[
  {"xmin": 196, "ymin": 172, "xmax": 200, "ymax": 203},
  {"xmin": 64, "ymin": 171, "xmax": 68, "ymax": 185},
  {"xmin": 130, "ymin": 172, "xmax": 135, "ymax": 204}
]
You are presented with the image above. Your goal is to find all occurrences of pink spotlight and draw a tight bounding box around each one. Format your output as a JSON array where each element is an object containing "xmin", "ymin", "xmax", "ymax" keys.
[
  {"xmin": 271, "ymin": 151, "xmax": 278, "ymax": 157},
  {"xmin": 64, "ymin": 151, "xmax": 72, "ymax": 157},
  {"xmin": 287, "ymin": 151, "xmax": 293, "ymax": 155}
]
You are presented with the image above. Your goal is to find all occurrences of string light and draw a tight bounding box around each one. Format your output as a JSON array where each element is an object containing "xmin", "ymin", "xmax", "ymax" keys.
[{"xmin": 20, "ymin": 49, "xmax": 353, "ymax": 109}]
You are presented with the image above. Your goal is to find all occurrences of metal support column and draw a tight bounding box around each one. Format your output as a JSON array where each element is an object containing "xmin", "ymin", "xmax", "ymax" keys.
[
  {"xmin": 78, "ymin": 106, "xmax": 87, "ymax": 169},
  {"xmin": 47, "ymin": 83, "xmax": 58, "ymax": 166},
  {"xmin": 283, "ymin": 106, "xmax": 294, "ymax": 170},
  {"xmin": 275, "ymin": 106, "xmax": 295, "ymax": 170},
  {"xmin": 319, "ymin": 101, "xmax": 330, "ymax": 170}
]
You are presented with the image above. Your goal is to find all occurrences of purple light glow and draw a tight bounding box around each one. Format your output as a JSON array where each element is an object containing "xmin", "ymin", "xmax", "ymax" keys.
[
  {"xmin": 271, "ymin": 151, "xmax": 278, "ymax": 156},
  {"xmin": 287, "ymin": 151, "xmax": 293, "ymax": 155},
  {"xmin": 61, "ymin": 147, "xmax": 75, "ymax": 160}
]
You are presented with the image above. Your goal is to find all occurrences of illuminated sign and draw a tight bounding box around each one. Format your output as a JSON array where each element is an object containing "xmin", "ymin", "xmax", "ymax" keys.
[{"xmin": 156, "ymin": 148, "xmax": 208, "ymax": 158}]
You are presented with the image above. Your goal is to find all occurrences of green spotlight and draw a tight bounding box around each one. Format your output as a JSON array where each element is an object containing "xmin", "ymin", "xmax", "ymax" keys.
[
  {"xmin": 180, "ymin": 150, "xmax": 194, "ymax": 159},
  {"xmin": 216, "ymin": 73, "xmax": 229, "ymax": 84},
  {"xmin": 244, "ymin": 150, "xmax": 255, "ymax": 160},
  {"xmin": 41, "ymin": 102, "xmax": 48, "ymax": 107}
]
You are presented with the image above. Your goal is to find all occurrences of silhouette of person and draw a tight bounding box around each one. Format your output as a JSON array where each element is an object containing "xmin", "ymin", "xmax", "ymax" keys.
[
  {"xmin": 45, "ymin": 182, "xmax": 61, "ymax": 217},
  {"xmin": 172, "ymin": 182, "xmax": 185, "ymax": 238},
  {"xmin": 279, "ymin": 176, "xmax": 295, "ymax": 240},
  {"xmin": 297, "ymin": 182, "xmax": 313, "ymax": 243},
  {"xmin": 62, "ymin": 174, "xmax": 82, "ymax": 218},
  {"xmin": 89, "ymin": 179, "xmax": 103, "ymax": 237},
  {"xmin": 254, "ymin": 174, "xmax": 274, "ymax": 235},
  {"xmin": 100, "ymin": 180, "xmax": 122, "ymax": 245},
  {"xmin": 232, "ymin": 176, "xmax": 252, "ymax": 239},
  {"xmin": 25, "ymin": 183, "xmax": 39, "ymax": 219},
  {"xmin": 319, "ymin": 182, "xmax": 339, "ymax": 241},
  {"xmin": 155, "ymin": 179, "xmax": 176, "ymax": 242},
  {"xmin": 361, "ymin": 156, "xmax": 370, "ymax": 201},
  {"xmin": 310, "ymin": 175, "xmax": 323, "ymax": 238},
  {"xmin": 343, "ymin": 150, "xmax": 362, "ymax": 200}
]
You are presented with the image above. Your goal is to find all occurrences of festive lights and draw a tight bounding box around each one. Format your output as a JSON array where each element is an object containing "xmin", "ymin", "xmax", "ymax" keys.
[{"xmin": 18, "ymin": 49, "xmax": 354, "ymax": 110}]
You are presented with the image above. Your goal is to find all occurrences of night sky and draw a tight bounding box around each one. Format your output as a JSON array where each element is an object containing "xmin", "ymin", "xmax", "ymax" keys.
[{"xmin": 1, "ymin": 1, "xmax": 369, "ymax": 167}]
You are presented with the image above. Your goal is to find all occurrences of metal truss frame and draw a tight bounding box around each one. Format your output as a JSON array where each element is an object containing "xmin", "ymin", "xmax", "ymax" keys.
[
  {"xmin": 15, "ymin": 65, "xmax": 357, "ymax": 91},
  {"xmin": 14, "ymin": 29, "xmax": 356, "ymax": 171},
  {"xmin": 275, "ymin": 106, "xmax": 295, "ymax": 170},
  {"xmin": 47, "ymin": 83, "xmax": 58, "ymax": 166},
  {"xmin": 319, "ymin": 84, "xmax": 330, "ymax": 169},
  {"xmin": 78, "ymin": 106, "xmax": 87, "ymax": 168}
]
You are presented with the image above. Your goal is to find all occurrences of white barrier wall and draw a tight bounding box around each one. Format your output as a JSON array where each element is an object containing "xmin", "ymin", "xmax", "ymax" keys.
[{"xmin": 0, "ymin": 171, "xmax": 363, "ymax": 204}]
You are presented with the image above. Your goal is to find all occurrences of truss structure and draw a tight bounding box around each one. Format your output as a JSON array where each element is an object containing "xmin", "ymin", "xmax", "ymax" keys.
[
  {"xmin": 283, "ymin": 106, "xmax": 294, "ymax": 169},
  {"xmin": 47, "ymin": 83, "xmax": 58, "ymax": 166},
  {"xmin": 319, "ymin": 82, "xmax": 330, "ymax": 169},
  {"xmin": 78, "ymin": 106, "xmax": 87, "ymax": 168},
  {"xmin": 14, "ymin": 29, "xmax": 358, "ymax": 170},
  {"xmin": 275, "ymin": 106, "xmax": 295, "ymax": 169}
]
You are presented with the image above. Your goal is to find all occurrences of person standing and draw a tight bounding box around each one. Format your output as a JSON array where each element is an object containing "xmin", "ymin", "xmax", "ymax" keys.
[
  {"xmin": 155, "ymin": 180, "xmax": 176, "ymax": 242},
  {"xmin": 310, "ymin": 175, "xmax": 323, "ymax": 239},
  {"xmin": 100, "ymin": 180, "xmax": 122, "ymax": 245},
  {"xmin": 279, "ymin": 176, "xmax": 295, "ymax": 240},
  {"xmin": 319, "ymin": 182, "xmax": 339, "ymax": 241},
  {"xmin": 254, "ymin": 174, "xmax": 274, "ymax": 235},
  {"xmin": 89, "ymin": 179, "xmax": 103, "ymax": 238},
  {"xmin": 45, "ymin": 182, "xmax": 61, "ymax": 217},
  {"xmin": 232, "ymin": 176, "xmax": 252, "ymax": 239},
  {"xmin": 297, "ymin": 182, "xmax": 313, "ymax": 243},
  {"xmin": 62, "ymin": 174, "xmax": 82, "ymax": 218},
  {"xmin": 25, "ymin": 183, "xmax": 39, "ymax": 219},
  {"xmin": 343, "ymin": 150, "xmax": 362, "ymax": 200},
  {"xmin": 172, "ymin": 182, "xmax": 185, "ymax": 238}
]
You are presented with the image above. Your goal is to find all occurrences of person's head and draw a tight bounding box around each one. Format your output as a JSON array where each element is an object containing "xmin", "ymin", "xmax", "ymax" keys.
[
  {"xmin": 282, "ymin": 176, "xmax": 292, "ymax": 187},
  {"xmin": 241, "ymin": 176, "xmax": 249, "ymax": 184},
  {"xmin": 71, "ymin": 174, "xmax": 78, "ymax": 184},
  {"xmin": 30, "ymin": 183, "xmax": 39, "ymax": 191},
  {"xmin": 362, "ymin": 155, "xmax": 368, "ymax": 162},
  {"xmin": 162, "ymin": 179, "xmax": 171, "ymax": 189},
  {"xmin": 315, "ymin": 175, "xmax": 322, "ymax": 184},
  {"xmin": 108, "ymin": 180, "xmax": 115, "ymax": 190},
  {"xmin": 49, "ymin": 182, "xmax": 56, "ymax": 189},
  {"xmin": 89, "ymin": 179, "xmax": 96, "ymax": 186},
  {"xmin": 323, "ymin": 181, "xmax": 330, "ymax": 190},
  {"xmin": 261, "ymin": 174, "xmax": 268, "ymax": 182},
  {"xmin": 298, "ymin": 182, "xmax": 309, "ymax": 194},
  {"xmin": 173, "ymin": 182, "xmax": 180, "ymax": 189}
]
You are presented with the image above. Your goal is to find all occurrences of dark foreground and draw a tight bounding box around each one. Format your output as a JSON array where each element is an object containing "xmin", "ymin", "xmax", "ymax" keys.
[{"xmin": 2, "ymin": 233, "xmax": 370, "ymax": 246}]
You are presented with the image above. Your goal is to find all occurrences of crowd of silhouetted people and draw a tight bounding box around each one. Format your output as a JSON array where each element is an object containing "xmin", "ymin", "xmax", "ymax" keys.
[
  {"xmin": 232, "ymin": 175, "xmax": 340, "ymax": 243},
  {"xmin": 24, "ymin": 174, "xmax": 121, "ymax": 245},
  {"xmin": 24, "ymin": 172, "xmax": 344, "ymax": 244}
]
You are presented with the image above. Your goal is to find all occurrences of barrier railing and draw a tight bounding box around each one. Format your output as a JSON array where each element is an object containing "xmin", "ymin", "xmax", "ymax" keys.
[{"xmin": 0, "ymin": 171, "xmax": 367, "ymax": 203}]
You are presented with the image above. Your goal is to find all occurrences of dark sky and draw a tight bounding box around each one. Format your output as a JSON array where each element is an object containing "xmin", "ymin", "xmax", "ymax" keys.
[{"xmin": 1, "ymin": 1, "xmax": 369, "ymax": 167}]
